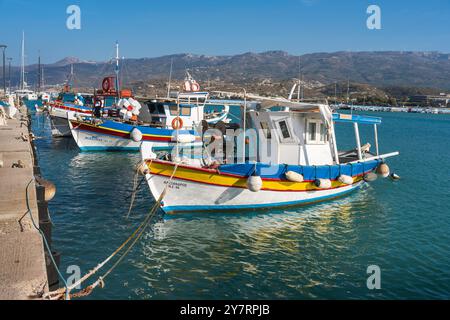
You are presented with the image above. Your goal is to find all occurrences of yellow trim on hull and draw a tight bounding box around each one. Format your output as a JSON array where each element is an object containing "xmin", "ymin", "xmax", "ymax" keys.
[{"xmin": 147, "ymin": 161, "xmax": 362, "ymax": 192}]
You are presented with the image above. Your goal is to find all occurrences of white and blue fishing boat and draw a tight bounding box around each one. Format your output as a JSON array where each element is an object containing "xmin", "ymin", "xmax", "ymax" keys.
[
  {"xmin": 69, "ymin": 59, "xmax": 230, "ymax": 151},
  {"xmin": 68, "ymin": 91, "xmax": 229, "ymax": 151},
  {"xmin": 139, "ymin": 93, "xmax": 399, "ymax": 214}
]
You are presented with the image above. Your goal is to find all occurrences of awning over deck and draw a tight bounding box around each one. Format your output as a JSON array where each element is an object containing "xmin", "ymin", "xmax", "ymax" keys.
[{"xmin": 332, "ymin": 113, "xmax": 382, "ymax": 125}]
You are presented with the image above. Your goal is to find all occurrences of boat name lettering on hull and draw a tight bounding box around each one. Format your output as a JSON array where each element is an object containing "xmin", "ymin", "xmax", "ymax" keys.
[{"xmin": 163, "ymin": 181, "xmax": 187, "ymax": 190}]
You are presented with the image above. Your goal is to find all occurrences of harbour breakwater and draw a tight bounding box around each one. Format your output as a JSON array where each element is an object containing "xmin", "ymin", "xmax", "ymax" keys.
[
  {"xmin": 0, "ymin": 103, "xmax": 60, "ymax": 299},
  {"xmin": 333, "ymin": 104, "xmax": 450, "ymax": 114}
]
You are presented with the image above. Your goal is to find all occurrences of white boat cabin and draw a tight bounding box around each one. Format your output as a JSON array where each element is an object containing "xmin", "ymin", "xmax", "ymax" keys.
[
  {"xmin": 239, "ymin": 98, "xmax": 392, "ymax": 167},
  {"xmin": 249, "ymin": 107, "xmax": 334, "ymax": 166},
  {"xmin": 144, "ymin": 92, "xmax": 209, "ymax": 129}
]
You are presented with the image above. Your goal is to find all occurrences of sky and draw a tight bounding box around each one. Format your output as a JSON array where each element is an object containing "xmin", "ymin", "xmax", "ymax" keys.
[{"xmin": 0, "ymin": 0, "xmax": 449, "ymax": 65}]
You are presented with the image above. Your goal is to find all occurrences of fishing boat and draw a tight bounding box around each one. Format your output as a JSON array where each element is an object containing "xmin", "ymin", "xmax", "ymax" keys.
[
  {"xmin": 46, "ymin": 92, "xmax": 96, "ymax": 136},
  {"xmin": 69, "ymin": 91, "xmax": 223, "ymax": 151},
  {"xmin": 69, "ymin": 67, "xmax": 230, "ymax": 151},
  {"xmin": 139, "ymin": 93, "xmax": 399, "ymax": 214}
]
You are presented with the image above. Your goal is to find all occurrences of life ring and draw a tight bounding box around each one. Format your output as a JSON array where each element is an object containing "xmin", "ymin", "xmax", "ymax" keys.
[
  {"xmin": 191, "ymin": 82, "xmax": 200, "ymax": 92},
  {"xmin": 171, "ymin": 117, "xmax": 183, "ymax": 130},
  {"xmin": 102, "ymin": 78, "xmax": 111, "ymax": 91}
]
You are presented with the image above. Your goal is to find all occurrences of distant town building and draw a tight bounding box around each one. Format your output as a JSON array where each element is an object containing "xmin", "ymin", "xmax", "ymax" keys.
[{"xmin": 409, "ymin": 94, "xmax": 450, "ymax": 107}]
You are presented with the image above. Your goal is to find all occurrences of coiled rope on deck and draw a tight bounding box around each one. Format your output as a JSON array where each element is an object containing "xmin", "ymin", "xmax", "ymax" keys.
[{"xmin": 43, "ymin": 162, "xmax": 178, "ymax": 300}]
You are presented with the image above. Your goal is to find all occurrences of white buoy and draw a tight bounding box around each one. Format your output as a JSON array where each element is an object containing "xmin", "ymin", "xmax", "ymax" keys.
[
  {"xmin": 376, "ymin": 163, "xmax": 390, "ymax": 178},
  {"xmin": 130, "ymin": 128, "xmax": 143, "ymax": 142},
  {"xmin": 363, "ymin": 172, "xmax": 378, "ymax": 182},
  {"xmin": 285, "ymin": 171, "xmax": 304, "ymax": 183},
  {"xmin": 247, "ymin": 175, "xmax": 263, "ymax": 192},
  {"xmin": 314, "ymin": 179, "xmax": 332, "ymax": 189},
  {"xmin": 338, "ymin": 175, "xmax": 353, "ymax": 185},
  {"xmin": 176, "ymin": 134, "xmax": 196, "ymax": 144}
]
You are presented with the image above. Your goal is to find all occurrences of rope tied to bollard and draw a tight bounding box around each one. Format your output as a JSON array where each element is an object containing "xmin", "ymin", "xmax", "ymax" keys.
[{"xmin": 21, "ymin": 178, "xmax": 69, "ymax": 299}]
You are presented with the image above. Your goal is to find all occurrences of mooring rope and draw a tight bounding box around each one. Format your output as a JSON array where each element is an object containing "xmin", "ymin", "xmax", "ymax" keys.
[
  {"xmin": 43, "ymin": 161, "xmax": 178, "ymax": 300},
  {"xmin": 22, "ymin": 178, "xmax": 69, "ymax": 299},
  {"xmin": 126, "ymin": 159, "xmax": 152, "ymax": 219}
]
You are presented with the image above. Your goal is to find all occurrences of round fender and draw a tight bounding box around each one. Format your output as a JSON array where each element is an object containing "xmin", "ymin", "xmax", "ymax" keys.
[{"xmin": 130, "ymin": 128, "xmax": 143, "ymax": 142}]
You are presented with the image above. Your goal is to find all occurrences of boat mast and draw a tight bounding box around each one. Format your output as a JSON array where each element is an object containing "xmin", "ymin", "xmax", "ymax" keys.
[
  {"xmin": 115, "ymin": 41, "xmax": 120, "ymax": 97},
  {"xmin": 167, "ymin": 57, "xmax": 173, "ymax": 98},
  {"xmin": 37, "ymin": 52, "xmax": 41, "ymax": 93},
  {"xmin": 41, "ymin": 66, "xmax": 45, "ymax": 90},
  {"xmin": 69, "ymin": 64, "xmax": 74, "ymax": 89},
  {"xmin": 297, "ymin": 57, "xmax": 301, "ymax": 102},
  {"xmin": 20, "ymin": 31, "xmax": 25, "ymax": 90}
]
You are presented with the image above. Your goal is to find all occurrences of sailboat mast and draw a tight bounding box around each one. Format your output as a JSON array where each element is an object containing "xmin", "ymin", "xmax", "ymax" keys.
[
  {"xmin": 115, "ymin": 41, "xmax": 120, "ymax": 96},
  {"xmin": 20, "ymin": 31, "xmax": 25, "ymax": 90},
  {"xmin": 41, "ymin": 66, "xmax": 45, "ymax": 89},
  {"xmin": 37, "ymin": 53, "xmax": 41, "ymax": 93},
  {"xmin": 70, "ymin": 64, "xmax": 74, "ymax": 88},
  {"xmin": 167, "ymin": 58, "xmax": 173, "ymax": 98},
  {"xmin": 297, "ymin": 57, "xmax": 301, "ymax": 102}
]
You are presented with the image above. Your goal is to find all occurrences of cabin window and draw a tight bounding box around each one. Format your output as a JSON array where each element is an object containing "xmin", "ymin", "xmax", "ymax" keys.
[
  {"xmin": 320, "ymin": 123, "xmax": 326, "ymax": 142},
  {"xmin": 260, "ymin": 121, "xmax": 271, "ymax": 139},
  {"xmin": 306, "ymin": 119, "xmax": 327, "ymax": 144},
  {"xmin": 278, "ymin": 120, "xmax": 291, "ymax": 139},
  {"xmin": 275, "ymin": 119, "xmax": 295, "ymax": 143},
  {"xmin": 169, "ymin": 105, "xmax": 178, "ymax": 116},
  {"xmin": 181, "ymin": 107, "xmax": 191, "ymax": 116},
  {"xmin": 169, "ymin": 105, "xmax": 191, "ymax": 116},
  {"xmin": 308, "ymin": 122, "xmax": 317, "ymax": 141}
]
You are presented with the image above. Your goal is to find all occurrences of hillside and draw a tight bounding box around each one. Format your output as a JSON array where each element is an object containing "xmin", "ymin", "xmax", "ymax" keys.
[{"xmin": 10, "ymin": 51, "xmax": 450, "ymax": 93}]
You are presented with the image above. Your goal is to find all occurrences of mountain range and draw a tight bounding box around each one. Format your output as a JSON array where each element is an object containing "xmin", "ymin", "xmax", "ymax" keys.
[{"xmin": 8, "ymin": 51, "xmax": 450, "ymax": 93}]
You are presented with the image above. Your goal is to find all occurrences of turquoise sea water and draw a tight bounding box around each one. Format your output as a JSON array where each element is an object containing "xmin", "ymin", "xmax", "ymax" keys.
[{"xmin": 28, "ymin": 105, "xmax": 450, "ymax": 299}]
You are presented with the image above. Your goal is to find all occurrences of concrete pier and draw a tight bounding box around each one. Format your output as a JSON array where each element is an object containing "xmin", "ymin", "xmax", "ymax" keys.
[{"xmin": 0, "ymin": 105, "xmax": 54, "ymax": 300}]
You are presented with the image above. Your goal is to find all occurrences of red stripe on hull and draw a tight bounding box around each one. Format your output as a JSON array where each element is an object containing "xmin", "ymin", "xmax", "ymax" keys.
[{"xmin": 70, "ymin": 121, "xmax": 173, "ymax": 142}]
